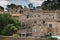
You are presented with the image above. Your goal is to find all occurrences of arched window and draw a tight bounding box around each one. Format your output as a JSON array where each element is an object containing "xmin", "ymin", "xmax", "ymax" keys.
[{"xmin": 49, "ymin": 33, "xmax": 52, "ymax": 36}]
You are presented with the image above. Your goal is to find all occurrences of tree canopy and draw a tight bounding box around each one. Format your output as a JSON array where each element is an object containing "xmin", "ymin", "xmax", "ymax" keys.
[
  {"xmin": 7, "ymin": 4, "xmax": 23, "ymax": 9},
  {"xmin": 7, "ymin": 4, "xmax": 17, "ymax": 8},
  {"xmin": 0, "ymin": 13, "xmax": 21, "ymax": 36},
  {"xmin": 41, "ymin": 1, "xmax": 60, "ymax": 10},
  {"xmin": 0, "ymin": 6, "xmax": 4, "ymax": 10}
]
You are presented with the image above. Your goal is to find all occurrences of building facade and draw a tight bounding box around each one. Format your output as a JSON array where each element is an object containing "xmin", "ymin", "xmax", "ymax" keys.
[{"xmin": 0, "ymin": 5, "xmax": 60, "ymax": 37}]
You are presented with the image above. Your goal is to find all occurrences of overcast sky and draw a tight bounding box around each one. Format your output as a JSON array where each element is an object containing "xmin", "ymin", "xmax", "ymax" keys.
[{"xmin": 0, "ymin": 0, "xmax": 47, "ymax": 8}]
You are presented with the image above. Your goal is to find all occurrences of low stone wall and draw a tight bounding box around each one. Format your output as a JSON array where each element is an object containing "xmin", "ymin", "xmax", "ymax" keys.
[{"xmin": 0, "ymin": 36, "xmax": 55, "ymax": 40}]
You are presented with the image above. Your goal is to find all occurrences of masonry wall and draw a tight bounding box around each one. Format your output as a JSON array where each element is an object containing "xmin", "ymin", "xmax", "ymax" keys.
[{"xmin": 0, "ymin": 36, "xmax": 48, "ymax": 40}]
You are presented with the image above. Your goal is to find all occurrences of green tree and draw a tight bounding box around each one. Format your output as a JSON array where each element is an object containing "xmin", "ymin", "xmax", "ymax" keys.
[
  {"xmin": 7, "ymin": 4, "xmax": 16, "ymax": 8},
  {"xmin": 7, "ymin": 4, "xmax": 23, "ymax": 9},
  {"xmin": 41, "ymin": 1, "xmax": 49, "ymax": 10},
  {"xmin": 41, "ymin": 1, "xmax": 60, "ymax": 10},
  {"xmin": 28, "ymin": 3, "xmax": 34, "ymax": 9},
  {"xmin": 0, "ymin": 13, "xmax": 21, "ymax": 36},
  {"xmin": 0, "ymin": 6, "xmax": 4, "ymax": 10},
  {"xmin": 1, "ymin": 24, "xmax": 18, "ymax": 36}
]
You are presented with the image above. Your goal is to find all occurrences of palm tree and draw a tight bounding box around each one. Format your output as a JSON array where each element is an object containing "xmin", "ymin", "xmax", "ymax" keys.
[{"xmin": 28, "ymin": 3, "xmax": 34, "ymax": 9}]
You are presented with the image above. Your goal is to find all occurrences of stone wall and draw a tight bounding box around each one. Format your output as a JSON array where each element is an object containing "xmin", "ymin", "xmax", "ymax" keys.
[{"xmin": 0, "ymin": 36, "xmax": 48, "ymax": 40}]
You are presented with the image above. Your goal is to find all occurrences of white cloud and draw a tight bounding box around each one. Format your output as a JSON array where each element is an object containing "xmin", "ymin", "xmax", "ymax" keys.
[
  {"xmin": 29, "ymin": 0, "xmax": 45, "ymax": 6},
  {"xmin": 0, "ymin": 0, "xmax": 10, "ymax": 8},
  {"xmin": 0, "ymin": 0, "xmax": 46, "ymax": 8}
]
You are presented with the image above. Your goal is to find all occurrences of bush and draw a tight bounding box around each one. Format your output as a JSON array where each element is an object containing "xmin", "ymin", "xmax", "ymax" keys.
[{"xmin": 48, "ymin": 36, "xmax": 58, "ymax": 40}]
